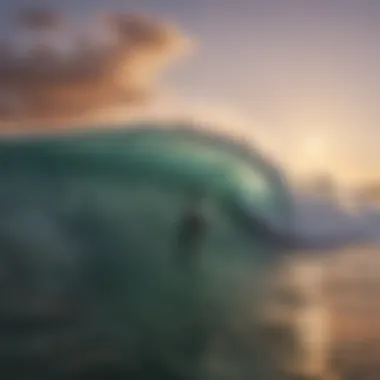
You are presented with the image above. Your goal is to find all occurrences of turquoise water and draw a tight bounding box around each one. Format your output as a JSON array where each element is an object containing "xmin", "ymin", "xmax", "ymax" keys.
[{"xmin": 0, "ymin": 125, "xmax": 295, "ymax": 379}]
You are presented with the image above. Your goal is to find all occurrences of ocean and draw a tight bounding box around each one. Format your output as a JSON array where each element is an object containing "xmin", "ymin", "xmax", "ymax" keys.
[{"xmin": 321, "ymin": 244, "xmax": 380, "ymax": 379}]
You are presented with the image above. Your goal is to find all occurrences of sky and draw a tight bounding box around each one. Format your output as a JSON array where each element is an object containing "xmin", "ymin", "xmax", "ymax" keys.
[{"xmin": 0, "ymin": 1, "xmax": 379, "ymax": 186}]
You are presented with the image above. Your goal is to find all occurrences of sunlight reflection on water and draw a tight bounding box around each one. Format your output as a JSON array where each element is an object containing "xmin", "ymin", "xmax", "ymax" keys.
[{"xmin": 314, "ymin": 244, "xmax": 380, "ymax": 380}]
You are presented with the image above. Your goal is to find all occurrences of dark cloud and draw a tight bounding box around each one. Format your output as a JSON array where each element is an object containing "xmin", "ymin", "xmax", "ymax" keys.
[
  {"xmin": 0, "ymin": 8, "xmax": 189, "ymax": 125},
  {"xmin": 14, "ymin": 8, "xmax": 63, "ymax": 29}
]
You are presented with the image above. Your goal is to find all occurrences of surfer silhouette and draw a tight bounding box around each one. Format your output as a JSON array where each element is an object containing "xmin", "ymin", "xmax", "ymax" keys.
[{"xmin": 177, "ymin": 191, "xmax": 207, "ymax": 258}]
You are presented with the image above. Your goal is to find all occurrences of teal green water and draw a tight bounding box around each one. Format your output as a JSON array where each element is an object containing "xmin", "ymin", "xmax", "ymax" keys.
[{"xmin": 0, "ymin": 123, "xmax": 294, "ymax": 379}]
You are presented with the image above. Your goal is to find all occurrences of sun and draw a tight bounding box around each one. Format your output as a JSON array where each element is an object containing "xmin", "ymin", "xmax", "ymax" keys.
[{"xmin": 297, "ymin": 135, "xmax": 329, "ymax": 174}]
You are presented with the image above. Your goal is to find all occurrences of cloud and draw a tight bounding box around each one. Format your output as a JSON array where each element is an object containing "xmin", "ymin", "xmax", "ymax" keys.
[
  {"xmin": 13, "ymin": 8, "xmax": 63, "ymax": 29},
  {"xmin": 0, "ymin": 8, "xmax": 190, "ymax": 125}
]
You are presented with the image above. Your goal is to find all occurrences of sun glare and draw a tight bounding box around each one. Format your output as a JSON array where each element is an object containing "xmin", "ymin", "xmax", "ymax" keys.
[{"xmin": 298, "ymin": 135, "xmax": 328, "ymax": 173}]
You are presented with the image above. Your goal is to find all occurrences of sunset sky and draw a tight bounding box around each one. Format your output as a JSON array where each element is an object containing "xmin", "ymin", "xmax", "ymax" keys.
[{"xmin": 1, "ymin": 1, "xmax": 379, "ymax": 186}]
